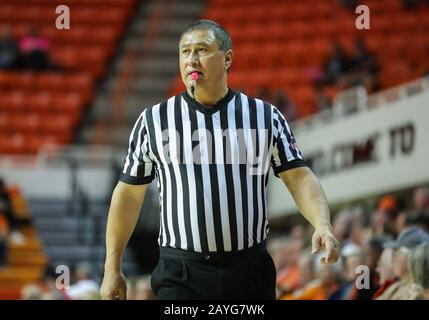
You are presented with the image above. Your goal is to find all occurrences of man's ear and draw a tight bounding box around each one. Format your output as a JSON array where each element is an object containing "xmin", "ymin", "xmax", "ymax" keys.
[{"xmin": 225, "ymin": 50, "xmax": 233, "ymax": 69}]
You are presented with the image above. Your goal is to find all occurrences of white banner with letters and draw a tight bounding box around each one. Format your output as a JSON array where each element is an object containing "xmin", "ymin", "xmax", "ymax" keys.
[{"xmin": 268, "ymin": 90, "xmax": 429, "ymax": 217}]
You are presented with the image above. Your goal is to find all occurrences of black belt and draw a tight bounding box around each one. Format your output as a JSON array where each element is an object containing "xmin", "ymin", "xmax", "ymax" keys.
[{"xmin": 159, "ymin": 240, "xmax": 267, "ymax": 265}]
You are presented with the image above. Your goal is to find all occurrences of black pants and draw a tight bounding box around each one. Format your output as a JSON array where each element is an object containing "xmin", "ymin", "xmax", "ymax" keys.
[{"xmin": 151, "ymin": 241, "xmax": 276, "ymax": 300}]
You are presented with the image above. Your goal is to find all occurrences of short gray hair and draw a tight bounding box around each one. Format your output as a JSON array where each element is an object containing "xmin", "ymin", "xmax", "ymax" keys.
[
  {"xmin": 180, "ymin": 19, "xmax": 232, "ymax": 51},
  {"xmin": 408, "ymin": 242, "xmax": 429, "ymax": 289}
]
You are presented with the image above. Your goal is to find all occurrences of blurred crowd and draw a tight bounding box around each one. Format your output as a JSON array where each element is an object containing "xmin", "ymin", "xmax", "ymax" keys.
[
  {"xmin": 20, "ymin": 262, "xmax": 155, "ymax": 300},
  {"xmin": 256, "ymin": 37, "xmax": 380, "ymax": 122},
  {"xmin": 13, "ymin": 184, "xmax": 429, "ymax": 300},
  {"xmin": 0, "ymin": 25, "xmax": 52, "ymax": 72},
  {"xmin": 339, "ymin": 0, "xmax": 429, "ymax": 11},
  {"xmin": 0, "ymin": 177, "xmax": 33, "ymax": 268},
  {"xmin": 269, "ymin": 185, "xmax": 429, "ymax": 300},
  {"xmin": 317, "ymin": 38, "xmax": 379, "ymax": 94}
]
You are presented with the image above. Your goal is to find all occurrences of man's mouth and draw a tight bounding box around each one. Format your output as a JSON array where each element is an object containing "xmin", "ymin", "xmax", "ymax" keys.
[{"xmin": 188, "ymin": 71, "xmax": 202, "ymax": 77}]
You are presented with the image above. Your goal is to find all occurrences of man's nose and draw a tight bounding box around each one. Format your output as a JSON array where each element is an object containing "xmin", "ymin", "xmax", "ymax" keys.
[{"xmin": 187, "ymin": 51, "xmax": 200, "ymax": 66}]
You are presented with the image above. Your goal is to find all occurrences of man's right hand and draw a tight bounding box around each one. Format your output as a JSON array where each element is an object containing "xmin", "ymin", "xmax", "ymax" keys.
[{"xmin": 100, "ymin": 271, "xmax": 127, "ymax": 300}]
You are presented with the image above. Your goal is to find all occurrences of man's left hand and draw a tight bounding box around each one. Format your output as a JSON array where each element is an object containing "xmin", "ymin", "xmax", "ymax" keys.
[{"xmin": 311, "ymin": 227, "xmax": 340, "ymax": 264}]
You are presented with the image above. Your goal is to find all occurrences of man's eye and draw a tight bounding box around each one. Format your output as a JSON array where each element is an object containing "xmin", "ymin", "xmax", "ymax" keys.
[
  {"xmin": 182, "ymin": 49, "xmax": 190, "ymax": 54},
  {"xmin": 198, "ymin": 48, "xmax": 207, "ymax": 52}
]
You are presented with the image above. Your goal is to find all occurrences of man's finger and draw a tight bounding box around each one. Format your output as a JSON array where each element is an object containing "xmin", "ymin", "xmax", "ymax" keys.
[
  {"xmin": 325, "ymin": 237, "xmax": 336, "ymax": 251},
  {"xmin": 323, "ymin": 238, "xmax": 339, "ymax": 264},
  {"xmin": 118, "ymin": 287, "xmax": 127, "ymax": 300},
  {"xmin": 101, "ymin": 291, "xmax": 115, "ymax": 300},
  {"xmin": 311, "ymin": 233, "xmax": 321, "ymax": 254}
]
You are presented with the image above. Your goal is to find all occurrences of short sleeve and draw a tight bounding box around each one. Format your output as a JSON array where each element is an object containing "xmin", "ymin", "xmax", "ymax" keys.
[
  {"xmin": 271, "ymin": 107, "xmax": 307, "ymax": 177},
  {"xmin": 119, "ymin": 110, "xmax": 156, "ymax": 185}
]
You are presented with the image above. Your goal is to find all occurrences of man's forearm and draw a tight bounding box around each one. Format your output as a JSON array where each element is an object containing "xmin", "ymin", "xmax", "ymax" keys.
[
  {"xmin": 104, "ymin": 183, "xmax": 146, "ymax": 273},
  {"xmin": 280, "ymin": 167, "xmax": 331, "ymax": 230}
]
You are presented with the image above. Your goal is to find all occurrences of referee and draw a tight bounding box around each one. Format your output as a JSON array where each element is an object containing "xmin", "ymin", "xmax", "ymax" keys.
[{"xmin": 100, "ymin": 20, "xmax": 340, "ymax": 300}]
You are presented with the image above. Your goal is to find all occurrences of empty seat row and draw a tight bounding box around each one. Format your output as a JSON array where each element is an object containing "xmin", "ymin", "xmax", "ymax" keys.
[
  {"xmin": 0, "ymin": 133, "xmax": 68, "ymax": 154},
  {"xmin": 0, "ymin": 72, "xmax": 92, "ymax": 93},
  {"xmin": 1, "ymin": 0, "xmax": 134, "ymax": 6},
  {"xmin": 0, "ymin": 6, "xmax": 131, "ymax": 25},
  {"xmin": 0, "ymin": 113, "xmax": 75, "ymax": 135}
]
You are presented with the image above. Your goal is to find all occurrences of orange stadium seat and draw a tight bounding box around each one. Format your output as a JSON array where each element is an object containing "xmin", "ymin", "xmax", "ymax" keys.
[
  {"xmin": 26, "ymin": 92, "xmax": 54, "ymax": 113},
  {"xmin": 286, "ymin": 22, "xmax": 314, "ymax": 39},
  {"xmin": 379, "ymin": 62, "xmax": 415, "ymax": 89},
  {"xmin": 0, "ymin": 0, "xmax": 134, "ymax": 154},
  {"xmin": 71, "ymin": 8, "xmax": 128, "ymax": 25},
  {"xmin": 0, "ymin": 113, "xmax": 9, "ymax": 133},
  {"xmin": 265, "ymin": 22, "xmax": 288, "ymax": 42},
  {"xmin": 288, "ymin": 86, "xmax": 316, "ymax": 118},
  {"xmin": 50, "ymin": 46, "xmax": 109, "ymax": 78},
  {"xmin": 0, "ymin": 92, "xmax": 26, "ymax": 113},
  {"xmin": 6, "ymin": 73, "xmax": 36, "ymax": 91},
  {"xmin": 10, "ymin": 113, "xmax": 42, "ymax": 134},
  {"xmin": 35, "ymin": 73, "xmax": 66, "ymax": 91},
  {"xmin": 274, "ymin": 68, "xmax": 310, "ymax": 87},
  {"xmin": 63, "ymin": 73, "xmax": 94, "ymax": 102},
  {"xmin": 52, "ymin": 93, "xmax": 84, "ymax": 125},
  {"xmin": 15, "ymin": 7, "xmax": 49, "ymax": 24},
  {"xmin": 9, "ymin": 24, "xmax": 32, "ymax": 40},
  {"xmin": 363, "ymin": 0, "xmax": 402, "ymax": 13},
  {"xmin": 42, "ymin": 115, "xmax": 74, "ymax": 141},
  {"xmin": 0, "ymin": 134, "xmax": 26, "ymax": 154},
  {"xmin": 24, "ymin": 134, "xmax": 60, "ymax": 154}
]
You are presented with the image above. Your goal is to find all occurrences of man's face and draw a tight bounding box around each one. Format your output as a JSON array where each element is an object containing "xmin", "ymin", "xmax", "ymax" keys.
[
  {"xmin": 376, "ymin": 248, "xmax": 395, "ymax": 284},
  {"xmin": 414, "ymin": 188, "xmax": 429, "ymax": 210},
  {"xmin": 344, "ymin": 254, "xmax": 364, "ymax": 281},
  {"xmin": 179, "ymin": 29, "xmax": 232, "ymax": 90},
  {"xmin": 393, "ymin": 247, "xmax": 410, "ymax": 279}
]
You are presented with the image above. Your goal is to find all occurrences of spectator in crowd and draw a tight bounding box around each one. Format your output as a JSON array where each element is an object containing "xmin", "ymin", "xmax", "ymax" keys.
[
  {"xmin": 403, "ymin": 211, "xmax": 429, "ymax": 235},
  {"xmin": 349, "ymin": 39, "xmax": 378, "ymax": 75},
  {"xmin": 390, "ymin": 207, "xmax": 429, "ymax": 241},
  {"xmin": 38, "ymin": 264, "xmax": 69, "ymax": 300},
  {"xmin": 65, "ymin": 262, "xmax": 100, "ymax": 300},
  {"xmin": 0, "ymin": 212, "xmax": 7, "ymax": 268},
  {"xmin": 268, "ymin": 240, "xmax": 284, "ymax": 298},
  {"xmin": 273, "ymin": 90, "xmax": 297, "ymax": 122},
  {"xmin": 21, "ymin": 284, "xmax": 43, "ymax": 300},
  {"xmin": 349, "ymin": 206, "xmax": 372, "ymax": 246},
  {"xmin": 372, "ymin": 195, "xmax": 403, "ymax": 238},
  {"xmin": 341, "ymin": 38, "xmax": 379, "ymax": 91},
  {"xmin": 338, "ymin": 242, "xmax": 377, "ymax": 300},
  {"xmin": 126, "ymin": 279, "xmax": 136, "ymax": 300},
  {"xmin": 332, "ymin": 206, "xmax": 371, "ymax": 246},
  {"xmin": 373, "ymin": 247, "xmax": 398, "ymax": 299},
  {"xmin": 275, "ymin": 237, "xmax": 304, "ymax": 296},
  {"xmin": 402, "ymin": 0, "xmax": 422, "ymax": 9},
  {"xmin": 377, "ymin": 227, "xmax": 429, "ymax": 299},
  {"xmin": 413, "ymin": 186, "xmax": 429, "ymax": 211},
  {"xmin": 322, "ymin": 42, "xmax": 352, "ymax": 85},
  {"xmin": 362, "ymin": 236, "xmax": 386, "ymax": 296},
  {"xmin": 338, "ymin": 0, "xmax": 359, "ymax": 11},
  {"xmin": 314, "ymin": 85, "xmax": 332, "ymax": 112},
  {"xmin": 0, "ymin": 25, "xmax": 19, "ymax": 70},
  {"xmin": 0, "ymin": 177, "xmax": 30, "ymax": 244},
  {"xmin": 408, "ymin": 242, "xmax": 429, "ymax": 299},
  {"xmin": 133, "ymin": 275, "xmax": 155, "ymax": 300},
  {"xmin": 18, "ymin": 27, "xmax": 51, "ymax": 70},
  {"xmin": 256, "ymin": 86, "xmax": 271, "ymax": 104},
  {"xmin": 319, "ymin": 38, "xmax": 379, "ymax": 96},
  {"xmin": 281, "ymin": 252, "xmax": 343, "ymax": 300},
  {"xmin": 296, "ymin": 251, "xmax": 316, "ymax": 289},
  {"xmin": 332, "ymin": 208, "xmax": 354, "ymax": 243}
]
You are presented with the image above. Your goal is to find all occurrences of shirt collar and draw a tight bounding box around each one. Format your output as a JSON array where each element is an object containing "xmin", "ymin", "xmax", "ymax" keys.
[{"xmin": 182, "ymin": 87, "xmax": 236, "ymax": 115}]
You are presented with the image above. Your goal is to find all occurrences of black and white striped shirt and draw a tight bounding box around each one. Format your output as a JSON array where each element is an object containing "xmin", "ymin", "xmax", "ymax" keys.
[{"xmin": 120, "ymin": 88, "xmax": 306, "ymax": 253}]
